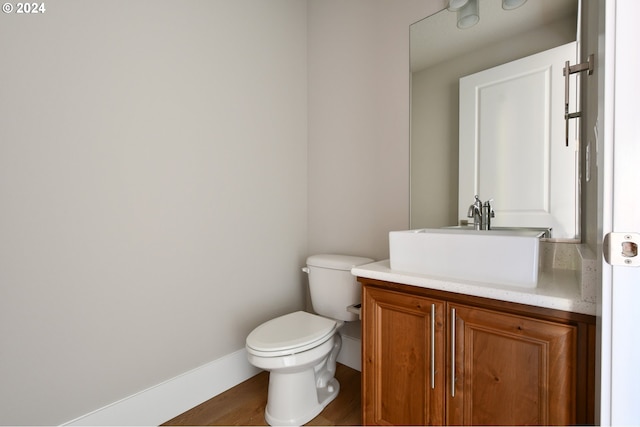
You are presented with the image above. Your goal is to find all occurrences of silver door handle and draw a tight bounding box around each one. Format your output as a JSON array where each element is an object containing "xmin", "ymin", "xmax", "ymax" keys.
[{"xmin": 563, "ymin": 55, "xmax": 594, "ymax": 146}]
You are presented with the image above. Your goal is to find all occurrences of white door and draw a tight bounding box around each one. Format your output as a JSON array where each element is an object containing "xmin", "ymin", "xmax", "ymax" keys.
[
  {"xmin": 599, "ymin": 0, "xmax": 640, "ymax": 424},
  {"xmin": 459, "ymin": 42, "xmax": 578, "ymax": 238}
]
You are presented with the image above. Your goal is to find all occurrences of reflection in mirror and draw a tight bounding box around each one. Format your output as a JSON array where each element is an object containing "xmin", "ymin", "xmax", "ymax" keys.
[{"xmin": 410, "ymin": 0, "xmax": 580, "ymax": 239}]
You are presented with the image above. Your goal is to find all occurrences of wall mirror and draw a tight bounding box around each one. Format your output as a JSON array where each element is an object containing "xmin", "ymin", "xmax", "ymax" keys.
[{"xmin": 410, "ymin": 0, "xmax": 580, "ymax": 240}]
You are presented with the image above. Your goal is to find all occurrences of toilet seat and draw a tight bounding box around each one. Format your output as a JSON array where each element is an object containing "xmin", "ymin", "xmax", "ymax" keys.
[{"xmin": 246, "ymin": 311, "xmax": 338, "ymax": 357}]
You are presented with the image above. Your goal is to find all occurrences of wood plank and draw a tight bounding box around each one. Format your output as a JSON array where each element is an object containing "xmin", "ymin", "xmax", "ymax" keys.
[{"xmin": 162, "ymin": 363, "xmax": 361, "ymax": 426}]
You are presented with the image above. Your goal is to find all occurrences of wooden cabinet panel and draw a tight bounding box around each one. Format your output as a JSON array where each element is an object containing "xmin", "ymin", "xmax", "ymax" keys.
[
  {"xmin": 363, "ymin": 286, "xmax": 445, "ymax": 425},
  {"xmin": 359, "ymin": 278, "xmax": 595, "ymax": 426},
  {"xmin": 447, "ymin": 304, "xmax": 577, "ymax": 426}
]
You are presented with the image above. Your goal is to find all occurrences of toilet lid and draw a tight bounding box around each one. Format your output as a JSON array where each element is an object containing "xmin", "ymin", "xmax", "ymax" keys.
[{"xmin": 246, "ymin": 311, "xmax": 337, "ymax": 354}]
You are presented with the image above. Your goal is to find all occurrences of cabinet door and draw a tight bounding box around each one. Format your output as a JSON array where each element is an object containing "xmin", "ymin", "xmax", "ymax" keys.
[
  {"xmin": 362, "ymin": 286, "xmax": 445, "ymax": 425},
  {"xmin": 447, "ymin": 304, "xmax": 577, "ymax": 426}
]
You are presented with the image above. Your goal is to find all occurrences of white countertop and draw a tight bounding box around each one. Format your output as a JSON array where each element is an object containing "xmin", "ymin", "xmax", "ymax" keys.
[{"xmin": 352, "ymin": 260, "xmax": 596, "ymax": 316}]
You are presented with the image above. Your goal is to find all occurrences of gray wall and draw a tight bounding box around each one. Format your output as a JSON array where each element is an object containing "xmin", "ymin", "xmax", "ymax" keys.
[
  {"xmin": 307, "ymin": 0, "xmax": 438, "ymax": 260},
  {"xmin": 0, "ymin": 1, "xmax": 308, "ymax": 424},
  {"xmin": 0, "ymin": 0, "xmax": 438, "ymax": 424}
]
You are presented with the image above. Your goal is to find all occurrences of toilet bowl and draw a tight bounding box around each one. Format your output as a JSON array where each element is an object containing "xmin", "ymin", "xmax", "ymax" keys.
[
  {"xmin": 246, "ymin": 311, "xmax": 343, "ymax": 426},
  {"xmin": 245, "ymin": 254, "xmax": 373, "ymax": 426}
]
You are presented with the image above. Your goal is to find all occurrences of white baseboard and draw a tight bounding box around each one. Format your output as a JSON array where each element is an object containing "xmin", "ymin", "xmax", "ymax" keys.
[
  {"xmin": 63, "ymin": 337, "xmax": 361, "ymax": 426},
  {"xmin": 62, "ymin": 348, "xmax": 261, "ymax": 426}
]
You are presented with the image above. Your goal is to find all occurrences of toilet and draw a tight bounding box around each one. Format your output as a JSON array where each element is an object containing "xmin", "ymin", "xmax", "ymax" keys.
[{"xmin": 245, "ymin": 254, "xmax": 373, "ymax": 426}]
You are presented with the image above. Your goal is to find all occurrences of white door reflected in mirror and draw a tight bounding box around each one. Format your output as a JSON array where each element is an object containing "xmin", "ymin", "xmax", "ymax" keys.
[{"xmin": 458, "ymin": 42, "xmax": 578, "ymax": 239}]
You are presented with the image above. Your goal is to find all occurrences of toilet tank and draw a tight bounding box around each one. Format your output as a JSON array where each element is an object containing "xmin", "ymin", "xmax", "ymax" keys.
[{"xmin": 305, "ymin": 254, "xmax": 374, "ymax": 322}]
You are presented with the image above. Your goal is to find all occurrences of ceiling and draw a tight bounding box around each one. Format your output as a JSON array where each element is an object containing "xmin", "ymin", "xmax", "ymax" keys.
[{"xmin": 410, "ymin": 0, "xmax": 579, "ymax": 72}]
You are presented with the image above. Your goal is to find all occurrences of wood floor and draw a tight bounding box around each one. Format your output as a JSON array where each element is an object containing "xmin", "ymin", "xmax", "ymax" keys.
[{"xmin": 162, "ymin": 363, "xmax": 362, "ymax": 426}]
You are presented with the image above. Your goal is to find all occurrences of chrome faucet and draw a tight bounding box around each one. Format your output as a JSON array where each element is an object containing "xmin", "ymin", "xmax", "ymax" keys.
[
  {"xmin": 467, "ymin": 195, "xmax": 483, "ymax": 230},
  {"xmin": 467, "ymin": 195, "xmax": 495, "ymax": 230}
]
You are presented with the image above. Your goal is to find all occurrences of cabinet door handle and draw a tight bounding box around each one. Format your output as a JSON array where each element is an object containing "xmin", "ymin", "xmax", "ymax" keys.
[
  {"xmin": 431, "ymin": 303, "xmax": 435, "ymax": 389},
  {"xmin": 451, "ymin": 307, "xmax": 456, "ymax": 397}
]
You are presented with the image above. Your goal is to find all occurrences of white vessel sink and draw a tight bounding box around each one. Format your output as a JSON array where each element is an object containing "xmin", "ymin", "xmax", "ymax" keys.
[{"xmin": 389, "ymin": 228, "xmax": 542, "ymax": 288}]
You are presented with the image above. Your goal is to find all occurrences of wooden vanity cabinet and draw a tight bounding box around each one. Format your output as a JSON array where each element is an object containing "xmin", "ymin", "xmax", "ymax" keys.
[
  {"xmin": 448, "ymin": 303, "xmax": 577, "ymax": 425},
  {"xmin": 362, "ymin": 285, "xmax": 445, "ymax": 425},
  {"xmin": 360, "ymin": 277, "xmax": 596, "ymax": 426}
]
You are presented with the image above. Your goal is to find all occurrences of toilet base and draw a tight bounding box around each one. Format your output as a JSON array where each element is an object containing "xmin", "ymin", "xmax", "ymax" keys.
[
  {"xmin": 260, "ymin": 333, "xmax": 342, "ymax": 426},
  {"xmin": 265, "ymin": 376, "xmax": 340, "ymax": 426}
]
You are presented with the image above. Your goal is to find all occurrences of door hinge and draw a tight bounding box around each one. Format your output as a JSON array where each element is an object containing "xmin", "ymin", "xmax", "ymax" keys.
[{"xmin": 604, "ymin": 232, "xmax": 640, "ymax": 266}]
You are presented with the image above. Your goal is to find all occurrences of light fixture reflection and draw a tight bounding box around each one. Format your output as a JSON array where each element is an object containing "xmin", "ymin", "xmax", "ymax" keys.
[
  {"xmin": 502, "ymin": 0, "xmax": 527, "ymax": 10},
  {"xmin": 457, "ymin": 0, "xmax": 479, "ymax": 29},
  {"xmin": 448, "ymin": 0, "xmax": 469, "ymax": 12}
]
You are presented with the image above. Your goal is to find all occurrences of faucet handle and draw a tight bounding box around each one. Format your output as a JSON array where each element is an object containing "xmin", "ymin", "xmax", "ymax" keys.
[
  {"xmin": 483, "ymin": 198, "xmax": 495, "ymax": 217},
  {"xmin": 468, "ymin": 195, "xmax": 482, "ymax": 218}
]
